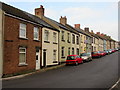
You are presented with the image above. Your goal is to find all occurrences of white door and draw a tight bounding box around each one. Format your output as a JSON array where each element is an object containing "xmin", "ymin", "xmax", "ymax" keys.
[{"xmin": 36, "ymin": 50, "xmax": 40, "ymax": 70}]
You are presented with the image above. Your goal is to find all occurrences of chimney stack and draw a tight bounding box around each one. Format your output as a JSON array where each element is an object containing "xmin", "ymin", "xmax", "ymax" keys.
[
  {"xmin": 60, "ymin": 16, "xmax": 67, "ymax": 25},
  {"xmin": 35, "ymin": 5, "xmax": 44, "ymax": 17},
  {"xmin": 96, "ymin": 32, "xmax": 100, "ymax": 35},
  {"xmin": 74, "ymin": 24, "xmax": 80, "ymax": 29},
  {"xmin": 84, "ymin": 27, "xmax": 89, "ymax": 32},
  {"xmin": 101, "ymin": 33, "xmax": 104, "ymax": 36},
  {"xmin": 91, "ymin": 30, "xmax": 94, "ymax": 33}
]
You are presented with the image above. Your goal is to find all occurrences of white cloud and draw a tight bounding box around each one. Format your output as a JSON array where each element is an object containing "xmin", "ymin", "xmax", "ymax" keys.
[{"xmin": 32, "ymin": 5, "xmax": 118, "ymax": 41}]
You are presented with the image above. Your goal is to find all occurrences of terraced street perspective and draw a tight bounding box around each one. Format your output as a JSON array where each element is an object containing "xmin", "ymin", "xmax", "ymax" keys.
[{"xmin": 2, "ymin": 51, "xmax": 119, "ymax": 89}]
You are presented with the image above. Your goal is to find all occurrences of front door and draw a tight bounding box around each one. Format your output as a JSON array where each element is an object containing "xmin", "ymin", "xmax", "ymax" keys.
[
  {"xmin": 43, "ymin": 49, "xmax": 46, "ymax": 67},
  {"xmin": 36, "ymin": 49, "xmax": 40, "ymax": 70}
]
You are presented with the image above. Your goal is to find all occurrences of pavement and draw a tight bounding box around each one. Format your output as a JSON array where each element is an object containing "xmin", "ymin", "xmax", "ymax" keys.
[
  {"xmin": 2, "ymin": 63, "xmax": 66, "ymax": 81},
  {"xmin": 2, "ymin": 51, "xmax": 120, "ymax": 89}
]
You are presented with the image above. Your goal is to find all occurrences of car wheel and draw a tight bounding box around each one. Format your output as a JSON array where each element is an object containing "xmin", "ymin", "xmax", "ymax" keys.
[
  {"xmin": 75, "ymin": 62, "xmax": 78, "ymax": 66},
  {"xmin": 81, "ymin": 61, "xmax": 83, "ymax": 64}
]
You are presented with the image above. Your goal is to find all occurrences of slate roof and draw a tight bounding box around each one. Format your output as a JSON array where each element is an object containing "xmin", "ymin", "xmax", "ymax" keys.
[
  {"xmin": 75, "ymin": 28, "xmax": 92, "ymax": 37},
  {"xmin": 44, "ymin": 16, "xmax": 69, "ymax": 30},
  {"xmin": 0, "ymin": 2, "xmax": 59, "ymax": 31}
]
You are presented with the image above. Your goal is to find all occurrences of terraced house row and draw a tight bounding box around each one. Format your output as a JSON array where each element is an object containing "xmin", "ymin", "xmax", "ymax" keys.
[{"xmin": 0, "ymin": 2, "xmax": 119, "ymax": 77}]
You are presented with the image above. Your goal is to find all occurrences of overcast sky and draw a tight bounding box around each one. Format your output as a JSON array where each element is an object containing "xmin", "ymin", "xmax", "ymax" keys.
[{"xmin": 2, "ymin": 0, "xmax": 118, "ymax": 41}]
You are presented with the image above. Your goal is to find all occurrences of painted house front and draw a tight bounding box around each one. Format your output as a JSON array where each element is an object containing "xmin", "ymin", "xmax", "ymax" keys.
[
  {"xmin": 96, "ymin": 32, "xmax": 104, "ymax": 51},
  {"xmin": 42, "ymin": 27, "xmax": 59, "ymax": 67},
  {"xmin": 59, "ymin": 16, "xmax": 80, "ymax": 55},
  {"xmin": 84, "ymin": 27, "xmax": 92, "ymax": 53},
  {"xmin": 35, "ymin": 5, "xmax": 71, "ymax": 63},
  {"xmin": 89, "ymin": 30, "xmax": 99, "ymax": 52},
  {"xmin": 74, "ymin": 24, "xmax": 87, "ymax": 53}
]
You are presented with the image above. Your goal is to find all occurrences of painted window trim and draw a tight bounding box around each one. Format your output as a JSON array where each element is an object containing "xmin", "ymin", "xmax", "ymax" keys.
[
  {"xmin": 19, "ymin": 47, "xmax": 27, "ymax": 66},
  {"xmin": 19, "ymin": 23, "xmax": 27, "ymax": 39},
  {"xmin": 34, "ymin": 27, "xmax": 39, "ymax": 40}
]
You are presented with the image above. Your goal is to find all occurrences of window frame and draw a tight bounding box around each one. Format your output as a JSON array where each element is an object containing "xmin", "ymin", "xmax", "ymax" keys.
[
  {"xmin": 34, "ymin": 27, "xmax": 39, "ymax": 40},
  {"xmin": 44, "ymin": 30, "xmax": 49, "ymax": 41},
  {"xmin": 53, "ymin": 50, "xmax": 57, "ymax": 61},
  {"xmin": 19, "ymin": 47, "xmax": 27, "ymax": 65},
  {"xmin": 19, "ymin": 23, "xmax": 27, "ymax": 38},
  {"xmin": 53, "ymin": 32, "xmax": 57, "ymax": 43}
]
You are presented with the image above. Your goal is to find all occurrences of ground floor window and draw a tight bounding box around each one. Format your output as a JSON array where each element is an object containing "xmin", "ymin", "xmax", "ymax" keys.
[
  {"xmin": 72, "ymin": 48, "xmax": 74, "ymax": 55},
  {"xmin": 77, "ymin": 48, "xmax": 79, "ymax": 55},
  {"xmin": 19, "ymin": 47, "xmax": 26, "ymax": 64},
  {"xmin": 53, "ymin": 50, "xmax": 57, "ymax": 61},
  {"xmin": 61, "ymin": 47, "xmax": 65, "ymax": 57},
  {"xmin": 68, "ymin": 47, "xmax": 70, "ymax": 55}
]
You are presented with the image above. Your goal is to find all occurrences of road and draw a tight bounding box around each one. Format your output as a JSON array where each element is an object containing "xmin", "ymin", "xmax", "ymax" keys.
[{"xmin": 2, "ymin": 51, "xmax": 119, "ymax": 89}]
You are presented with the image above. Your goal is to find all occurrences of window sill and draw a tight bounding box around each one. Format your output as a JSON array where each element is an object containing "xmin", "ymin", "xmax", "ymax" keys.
[
  {"xmin": 62, "ymin": 40, "xmax": 65, "ymax": 42},
  {"xmin": 19, "ymin": 37, "xmax": 28, "ymax": 40},
  {"xmin": 18, "ymin": 63, "xmax": 28, "ymax": 67},
  {"xmin": 67, "ymin": 41, "xmax": 70, "ymax": 43},
  {"xmin": 53, "ymin": 61, "xmax": 58, "ymax": 63},
  {"xmin": 61, "ymin": 56, "xmax": 65, "ymax": 58},
  {"xmin": 44, "ymin": 41, "xmax": 50, "ymax": 43},
  {"xmin": 53, "ymin": 42, "xmax": 58, "ymax": 44},
  {"xmin": 33, "ymin": 39, "xmax": 40, "ymax": 42}
]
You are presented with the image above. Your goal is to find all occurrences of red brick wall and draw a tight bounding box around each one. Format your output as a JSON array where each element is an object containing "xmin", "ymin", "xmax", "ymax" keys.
[{"xmin": 3, "ymin": 15, "xmax": 42, "ymax": 75}]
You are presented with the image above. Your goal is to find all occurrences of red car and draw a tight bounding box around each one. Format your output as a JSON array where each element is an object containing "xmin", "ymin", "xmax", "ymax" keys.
[
  {"xmin": 66, "ymin": 55, "xmax": 83, "ymax": 65},
  {"xmin": 99, "ymin": 51, "xmax": 106, "ymax": 56},
  {"xmin": 91, "ymin": 51, "xmax": 101, "ymax": 58}
]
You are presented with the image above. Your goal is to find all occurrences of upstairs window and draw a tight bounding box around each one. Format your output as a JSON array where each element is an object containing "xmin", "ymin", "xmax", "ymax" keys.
[
  {"xmin": 44, "ymin": 30, "xmax": 49, "ymax": 41},
  {"xmin": 61, "ymin": 31, "xmax": 65, "ymax": 41},
  {"xmin": 72, "ymin": 34, "xmax": 75, "ymax": 44},
  {"xmin": 67, "ymin": 33, "xmax": 70, "ymax": 43},
  {"xmin": 76, "ymin": 36, "xmax": 79, "ymax": 44},
  {"xmin": 19, "ymin": 23, "xmax": 26, "ymax": 38},
  {"xmin": 34, "ymin": 27, "xmax": 39, "ymax": 40},
  {"xmin": 53, "ymin": 32, "xmax": 57, "ymax": 43}
]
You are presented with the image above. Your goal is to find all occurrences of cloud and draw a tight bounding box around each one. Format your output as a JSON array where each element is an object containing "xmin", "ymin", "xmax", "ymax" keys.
[{"xmin": 34, "ymin": 6, "xmax": 118, "ymax": 41}]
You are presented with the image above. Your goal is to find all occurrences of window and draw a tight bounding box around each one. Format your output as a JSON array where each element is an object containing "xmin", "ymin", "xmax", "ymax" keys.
[
  {"xmin": 61, "ymin": 31, "xmax": 65, "ymax": 41},
  {"xmin": 76, "ymin": 36, "xmax": 79, "ymax": 44},
  {"xmin": 68, "ymin": 47, "xmax": 70, "ymax": 55},
  {"xmin": 53, "ymin": 32, "xmax": 57, "ymax": 43},
  {"xmin": 44, "ymin": 30, "xmax": 49, "ymax": 41},
  {"xmin": 53, "ymin": 50, "xmax": 57, "ymax": 61},
  {"xmin": 81, "ymin": 35, "xmax": 83, "ymax": 43},
  {"xmin": 19, "ymin": 47, "xmax": 26, "ymax": 64},
  {"xmin": 72, "ymin": 34, "xmax": 75, "ymax": 44},
  {"xmin": 19, "ymin": 23, "xmax": 26, "ymax": 38},
  {"xmin": 72, "ymin": 48, "xmax": 74, "ymax": 55},
  {"xmin": 62, "ymin": 47, "xmax": 64, "ymax": 57},
  {"xmin": 77, "ymin": 48, "xmax": 79, "ymax": 55},
  {"xmin": 34, "ymin": 27, "xmax": 39, "ymax": 40},
  {"xmin": 67, "ymin": 33, "xmax": 70, "ymax": 43}
]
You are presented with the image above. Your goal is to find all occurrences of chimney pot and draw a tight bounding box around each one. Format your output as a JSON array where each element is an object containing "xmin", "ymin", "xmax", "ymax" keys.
[
  {"xmin": 60, "ymin": 16, "xmax": 67, "ymax": 25},
  {"xmin": 84, "ymin": 27, "xmax": 89, "ymax": 32},
  {"xmin": 96, "ymin": 32, "xmax": 100, "ymax": 35},
  {"xmin": 74, "ymin": 24, "xmax": 80, "ymax": 29}
]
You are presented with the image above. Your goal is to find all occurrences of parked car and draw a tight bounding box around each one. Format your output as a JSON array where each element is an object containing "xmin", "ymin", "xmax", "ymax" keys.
[
  {"xmin": 108, "ymin": 49, "xmax": 112, "ymax": 54},
  {"xmin": 111, "ymin": 49, "xmax": 116, "ymax": 53},
  {"xmin": 66, "ymin": 55, "xmax": 83, "ymax": 65},
  {"xmin": 91, "ymin": 51, "xmax": 102, "ymax": 58},
  {"xmin": 80, "ymin": 52, "xmax": 92, "ymax": 62},
  {"xmin": 104, "ymin": 50, "xmax": 110, "ymax": 55},
  {"xmin": 99, "ymin": 51, "xmax": 106, "ymax": 56}
]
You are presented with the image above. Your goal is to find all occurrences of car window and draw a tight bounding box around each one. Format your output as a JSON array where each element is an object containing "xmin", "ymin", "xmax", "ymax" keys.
[{"xmin": 67, "ymin": 56, "xmax": 75, "ymax": 60}]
